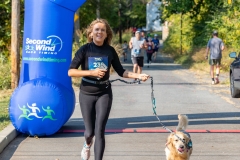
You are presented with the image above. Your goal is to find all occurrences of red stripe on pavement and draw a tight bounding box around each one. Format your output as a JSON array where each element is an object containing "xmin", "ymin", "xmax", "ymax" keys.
[
  {"xmin": 105, "ymin": 129, "xmax": 135, "ymax": 133},
  {"xmin": 184, "ymin": 130, "xmax": 210, "ymax": 133},
  {"xmin": 58, "ymin": 129, "xmax": 240, "ymax": 133},
  {"xmin": 136, "ymin": 129, "xmax": 169, "ymax": 133},
  {"xmin": 207, "ymin": 130, "xmax": 240, "ymax": 133}
]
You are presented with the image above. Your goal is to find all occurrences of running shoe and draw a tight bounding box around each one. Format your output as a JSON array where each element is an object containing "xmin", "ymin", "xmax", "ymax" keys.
[
  {"xmin": 81, "ymin": 140, "xmax": 93, "ymax": 160},
  {"xmin": 211, "ymin": 80, "xmax": 215, "ymax": 85}
]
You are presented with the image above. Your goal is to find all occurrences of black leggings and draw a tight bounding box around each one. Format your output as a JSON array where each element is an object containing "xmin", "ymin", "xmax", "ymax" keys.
[
  {"xmin": 79, "ymin": 89, "xmax": 113, "ymax": 160},
  {"xmin": 147, "ymin": 53, "xmax": 153, "ymax": 63}
]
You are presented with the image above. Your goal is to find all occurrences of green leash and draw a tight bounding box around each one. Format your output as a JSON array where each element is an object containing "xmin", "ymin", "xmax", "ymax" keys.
[
  {"xmin": 149, "ymin": 77, "xmax": 192, "ymax": 149},
  {"xmin": 109, "ymin": 76, "xmax": 192, "ymax": 150}
]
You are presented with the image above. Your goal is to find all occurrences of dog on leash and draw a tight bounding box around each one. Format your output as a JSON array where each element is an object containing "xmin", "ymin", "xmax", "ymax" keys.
[{"xmin": 165, "ymin": 114, "xmax": 193, "ymax": 160}]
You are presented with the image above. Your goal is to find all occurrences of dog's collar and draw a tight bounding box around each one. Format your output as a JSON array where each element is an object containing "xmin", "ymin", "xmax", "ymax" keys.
[
  {"xmin": 179, "ymin": 130, "xmax": 192, "ymax": 149},
  {"xmin": 179, "ymin": 130, "xmax": 191, "ymax": 138}
]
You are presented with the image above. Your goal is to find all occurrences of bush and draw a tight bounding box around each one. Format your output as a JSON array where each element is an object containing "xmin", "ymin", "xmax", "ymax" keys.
[
  {"xmin": 0, "ymin": 62, "xmax": 11, "ymax": 89},
  {"xmin": 0, "ymin": 89, "xmax": 12, "ymax": 131}
]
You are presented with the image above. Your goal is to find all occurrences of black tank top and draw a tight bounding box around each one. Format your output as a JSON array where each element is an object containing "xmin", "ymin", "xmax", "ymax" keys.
[{"xmin": 69, "ymin": 42, "xmax": 125, "ymax": 95}]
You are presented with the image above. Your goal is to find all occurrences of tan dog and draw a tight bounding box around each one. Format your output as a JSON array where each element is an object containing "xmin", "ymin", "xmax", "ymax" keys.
[{"xmin": 165, "ymin": 114, "xmax": 193, "ymax": 160}]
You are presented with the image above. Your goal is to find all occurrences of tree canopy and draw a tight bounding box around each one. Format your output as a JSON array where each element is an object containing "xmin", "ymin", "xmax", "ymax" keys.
[
  {"xmin": 161, "ymin": 0, "xmax": 240, "ymax": 55},
  {"xmin": 0, "ymin": 0, "xmax": 148, "ymax": 60},
  {"xmin": 1, "ymin": 0, "xmax": 240, "ymax": 60},
  {"xmin": 79, "ymin": 0, "xmax": 148, "ymax": 31}
]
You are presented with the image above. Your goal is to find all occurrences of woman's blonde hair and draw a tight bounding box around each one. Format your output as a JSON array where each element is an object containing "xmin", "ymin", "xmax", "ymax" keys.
[{"xmin": 86, "ymin": 18, "xmax": 113, "ymax": 45}]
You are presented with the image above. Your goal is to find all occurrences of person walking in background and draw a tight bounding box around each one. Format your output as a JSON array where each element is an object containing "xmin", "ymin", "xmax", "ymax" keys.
[
  {"xmin": 68, "ymin": 19, "xmax": 149, "ymax": 160},
  {"xmin": 152, "ymin": 34, "xmax": 160, "ymax": 62},
  {"xmin": 122, "ymin": 40, "xmax": 128, "ymax": 62},
  {"xmin": 140, "ymin": 30, "xmax": 148, "ymax": 60},
  {"xmin": 205, "ymin": 30, "xmax": 224, "ymax": 85},
  {"xmin": 146, "ymin": 37, "xmax": 155, "ymax": 68},
  {"xmin": 129, "ymin": 30, "xmax": 147, "ymax": 84},
  {"xmin": 141, "ymin": 30, "xmax": 148, "ymax": 42}
]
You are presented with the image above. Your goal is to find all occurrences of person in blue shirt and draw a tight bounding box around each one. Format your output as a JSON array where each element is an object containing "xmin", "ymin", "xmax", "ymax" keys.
[{"xmin": 205, "ymin": 30, "xmax": 224, "ymax": 85}]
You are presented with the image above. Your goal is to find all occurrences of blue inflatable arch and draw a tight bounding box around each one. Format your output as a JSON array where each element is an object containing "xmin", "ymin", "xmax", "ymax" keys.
[{"xmin": 9, "ymin": 0, "xmax": 86, "ymax": 136}]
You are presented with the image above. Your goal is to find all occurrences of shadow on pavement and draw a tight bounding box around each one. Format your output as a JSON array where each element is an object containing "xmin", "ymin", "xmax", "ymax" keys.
[
  {"xmin": 61, "ymin": 112, "xmax": 240, "ymax": 130},
  {"xmin": 121, "ymin": 62, "xmax": 184, "ymax": 71},
  {"xmin": 120, "ymin": 53, "xmax": 184, "ymax": 71}
]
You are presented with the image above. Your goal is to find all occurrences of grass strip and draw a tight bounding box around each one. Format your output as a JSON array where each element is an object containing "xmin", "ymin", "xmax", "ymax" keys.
[{"xmin": 0, "ymin": 90, "xmax": 12, "ymax": 131}]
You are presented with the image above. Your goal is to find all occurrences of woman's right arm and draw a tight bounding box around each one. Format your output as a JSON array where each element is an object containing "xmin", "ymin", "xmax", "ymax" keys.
[
  {"xmin": 68, "ymin": 68, "xmax": 107, "ymax": 78},
  {"xmin": 68, "ymin": 45, "xmax": 93, "ymax": 78},
  {"xmin": 68, "ymin": 69, "xmax": 93, "ymax": 77}
]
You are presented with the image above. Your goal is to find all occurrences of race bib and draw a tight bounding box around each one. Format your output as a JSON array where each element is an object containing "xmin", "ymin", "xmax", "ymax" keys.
[
  {"xmin": 88, "ymin": 57, "xmax": 108, "ymax": 70},
  {"xmin": 134, "ymin": 49, "xmax": 140, "ymax": 55}
]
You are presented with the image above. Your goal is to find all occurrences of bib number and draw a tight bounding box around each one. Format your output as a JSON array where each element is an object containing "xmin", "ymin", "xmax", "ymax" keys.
[
  {"xmin": 88, "ymin": 57, "xmax": 108, "ymax": 70},
  {"xmin": 134, "ymin": 49, "xmax": 140, "ymax": 55}
]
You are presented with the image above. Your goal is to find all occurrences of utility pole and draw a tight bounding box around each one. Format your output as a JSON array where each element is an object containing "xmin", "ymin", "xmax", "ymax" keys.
[
  {"xmin": 127, "ymin": 0, "xmax": 132, "ymax": 29},
  {"xmin": 176, "ymin": 0, "xmax": 182, "ymax": 55},
  {"xmin": 180, "ymin": 12, "xmax": 182, "ymax": 55},
  {"xmin": 11, "ymin": 0, "xmax": 20, "ymax": 89},
  {"xmin": 96, "ymin": 0, "xmax": 100, "ymax": 18},
  {"xmin": 118, "ymin": 0, "xmax": 122, "ymax": 43}
]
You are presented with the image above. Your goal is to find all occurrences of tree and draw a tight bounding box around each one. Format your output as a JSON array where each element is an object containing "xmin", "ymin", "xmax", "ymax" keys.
[
  {"xmin": 11, "ymin": 0, "xmax": 21, "ymax": 89},
  {"xmin": 96, "ymin": 0, "xmax": 100, "ymax": 18},
  {"xmin": 78, "ymin": 0, "xmax": 148, "ymax": 31}
]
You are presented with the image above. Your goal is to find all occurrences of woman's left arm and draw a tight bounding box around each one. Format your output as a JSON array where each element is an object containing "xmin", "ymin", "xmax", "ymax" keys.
[{"xmin": 123, "ymin": 70, "xmax": 149, "ymax": 82}]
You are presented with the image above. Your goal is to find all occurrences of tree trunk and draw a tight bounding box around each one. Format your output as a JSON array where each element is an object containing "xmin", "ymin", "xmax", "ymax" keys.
[
  {"xmin": 74, "ymin": 9, "xmax": 80, "ymax": 48},
  {"xmin": 11, "ymin": 0, "xmax": 20, "ymax": 89},
  {"xmin": 128, "ymin": 0, "xmax": 132, "ymax": 28},
  {"xmin": 118, "ymin": 0, "xmax": 122, "ymax": 44},
  {"xmin": 96, "ymin": 0, "xmax": 100, "ymax": 18}
]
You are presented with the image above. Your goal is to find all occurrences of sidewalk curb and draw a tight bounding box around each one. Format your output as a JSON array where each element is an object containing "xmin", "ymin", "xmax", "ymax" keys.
[{"xmin": 0, "ymin": 124, "xmax": 19, "ymax": 154}]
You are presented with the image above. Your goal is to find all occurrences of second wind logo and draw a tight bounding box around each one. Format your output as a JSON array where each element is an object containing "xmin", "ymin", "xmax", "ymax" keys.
[{"xmin": 25, "ymin": 35, "xmax": 63, "ymax": 55}]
